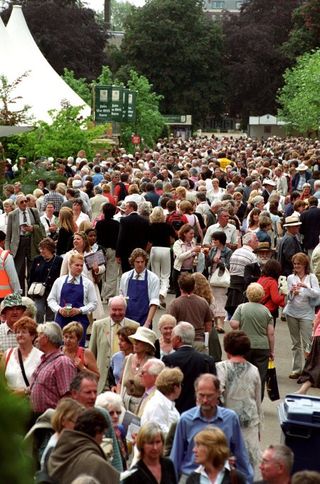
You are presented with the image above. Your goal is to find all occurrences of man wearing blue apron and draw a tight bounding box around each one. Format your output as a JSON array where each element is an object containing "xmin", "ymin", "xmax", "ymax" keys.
[
  {"xmin": 48, "ymin": 254, "xmax": 97, "ymax": 346},
  {"xmin": 119, "ymin": 248, "xmax": 160, "ymax": 327}
]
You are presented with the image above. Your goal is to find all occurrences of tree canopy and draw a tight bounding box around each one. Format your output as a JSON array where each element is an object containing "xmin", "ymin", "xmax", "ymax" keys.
[
  {"xmin": 118, "ymin": 0, "xmax": 225, "ymax": 126},
  {"xmin": 282, "ymin": 0, "xmax": 320, "ymax": 61},
  {"xmin": 7, "ymin": 103, "xmax": 106, "ymax": 159},
  {"xmin": 277, "ymin": 49, "xmax": 320, "ymax": 134},
  {"xmin": 1, "ymin": 0, "xmax": 107, "ymax": 80},
  {"xmin": 222, "ymin": 0, "xmax": 301, "ymax": 123}
]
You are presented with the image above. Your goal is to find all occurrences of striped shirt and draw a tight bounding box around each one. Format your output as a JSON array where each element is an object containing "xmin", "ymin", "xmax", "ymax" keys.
[{"xmin": 229, "ymin": 245, "xmax": 258, "ymax": 277}]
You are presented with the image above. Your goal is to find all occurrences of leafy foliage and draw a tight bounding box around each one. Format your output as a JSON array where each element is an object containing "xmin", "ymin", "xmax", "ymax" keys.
[
  {"xmin": 121, "ymin": 69, "xmax": 164, "ymax": 150},
  {"xmin": 0, "ymin": 374, "xmax": 33, "ymax": 484},
  {"xmin": 1, "ymin": 0, "xmax": 107, "ymax": 80},
  {"xmin": 110, "ymin": 0, "xmax": 133, "ymax": 30},
  {"xmin": 118, "ymin": 0, "xmax": 225, "ymax": 126},
  {"xmin": 282, "ymin": 0, "xmax": 320, "ymax": 61},
  {"xmin": 222, "ymin": 0, "xmax": 301, "ymax": 123},
  {"xmin": 62, "ymin": 65, "xmax": 164, "ymax": 151},
  {"xmin": 0, "ymin": 72, "xmax": 32, "ymax": 126},
  {"xmin": 62, "ymin": 68, "xmax": 91, "ymax": 105},
  {"xmin": 277, "ymin": 49, "xmax": 320, "ymax": 134},
  {"xmin": 7, "ymin": 103, "xmax": 106, "ymax": 159}
]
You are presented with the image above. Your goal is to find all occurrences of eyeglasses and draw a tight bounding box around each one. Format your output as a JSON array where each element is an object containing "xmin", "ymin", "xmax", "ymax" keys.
[
  {"xmin": 19, "ymin": 200, "xmax": 27, "ymax": 204},
  {"xmin": 109, "ymin": 410, "xmax": 121, "ymax": 416}
]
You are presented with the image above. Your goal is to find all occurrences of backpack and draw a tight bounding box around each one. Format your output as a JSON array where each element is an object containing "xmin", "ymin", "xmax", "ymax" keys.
[{"xmin": 167, "ymin": 211, "xmax": 186, "ymax": 235}]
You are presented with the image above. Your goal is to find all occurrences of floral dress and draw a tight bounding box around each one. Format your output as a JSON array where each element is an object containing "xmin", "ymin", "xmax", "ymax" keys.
[{"xmin": 216, "ymin": 360, "xmax": 262, "ymax": 479}]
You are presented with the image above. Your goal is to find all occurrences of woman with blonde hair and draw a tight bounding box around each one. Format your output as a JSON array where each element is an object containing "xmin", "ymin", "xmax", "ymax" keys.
[
  {"xmin": 157, "ymin": 315, "xmax": 176, "ymax": 358},
  {"xmin": 60, "ymin": 232, "xmax": 105, "ymax": 321},
  {"xmin": 48, "ymin": 253, "xmax": 98, "ymax": 346},
  {"xmin": 186, "ymin": 427, "xmax": 246, "ymax": 483},
  {"xmin": 230, "ymin": 282, "xmax": 275, "ymax": 399},
  {"xmin": 149, "ymin": 206, "xmax": 176, "ymax": 308},
  {"xmin": 56, "ymin": 207, "xmax": 77, "ymax": 255},
  {"xmin": 122, "ymin": 422, "xmax": 177, "ymax": 483},
  {"xmin": 192, "ymin": 272, "xmax": 221, "ymax": 361}
]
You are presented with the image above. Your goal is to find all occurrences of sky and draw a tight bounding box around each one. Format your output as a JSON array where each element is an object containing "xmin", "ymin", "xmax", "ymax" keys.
[{"xmin": 85, "ymin": 0, "xmax": 145, "ymax": 11}]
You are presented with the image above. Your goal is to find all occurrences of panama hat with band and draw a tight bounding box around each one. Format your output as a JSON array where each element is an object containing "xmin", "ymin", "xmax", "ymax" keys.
[
  {"xmin": 283, "ymin": 215, "xmax": 302, "ymax": 227},
  {"xmin": 128, "ymin": 327, "xmax": 157, "ymax": 350}
]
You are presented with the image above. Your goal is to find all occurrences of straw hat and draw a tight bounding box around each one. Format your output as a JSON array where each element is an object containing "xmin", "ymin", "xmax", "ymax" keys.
[
  {"xmin": 129, "ymin": 327, "xmax": 157, "ymax": 349},
  {"xmin": 296, "ymin": 164, "xmax": 308, "ymax": 172},
  {"xmin": 283, "ymin": 215, "xmax": 302, "ymax": 227}
]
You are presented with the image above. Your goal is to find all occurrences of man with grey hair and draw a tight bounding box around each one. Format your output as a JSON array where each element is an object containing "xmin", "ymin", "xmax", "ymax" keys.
[
  {"xmin": 29, "ymin": 322, "xmax": 77, "ymax": 416},
  {"xmin": 206, "ymin": 199, "xmax": 222, "ymax": 228},
  {"xmin": 137, "ymin": 358, "xmax": 165, "ymax": 417},
  {"xmin": 163, "ymin": 322, "xmax": 216, "ymax": 413},
  {"xmin": 203, "ymin": 208, "xmax": 238, "ymax": 249},
  {"xmin": 89, "ymin": 296, "xmax": 139, "ymax": 393},
  {"xmin": 90, "ymin": 185, "xmax": 107, "ymax": 220},
  {"xmin": 226, "ymin": 232, "xmax": 259, "ymax": 316},
  {"xmin": 257, "ymin": 444, "xmax": 293, "ymax": 484}
]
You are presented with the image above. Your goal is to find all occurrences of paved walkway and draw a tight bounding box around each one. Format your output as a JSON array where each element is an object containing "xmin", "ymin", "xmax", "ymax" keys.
[{"xmin": 153, "ymin": 297, "xmax": 320, "ymax": 450}]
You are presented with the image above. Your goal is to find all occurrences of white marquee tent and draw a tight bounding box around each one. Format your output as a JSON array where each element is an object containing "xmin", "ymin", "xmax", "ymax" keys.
[{"xmin": 0, "ymin": 4, "xmax": 91, "ymax": 133}]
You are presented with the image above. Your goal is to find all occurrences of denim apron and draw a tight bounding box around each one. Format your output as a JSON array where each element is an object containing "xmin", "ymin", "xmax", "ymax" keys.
[
  {"xmin": 126, "ymin": 271, "xmax": 150, "ymax": 326},
  {"xmin": 55, "ymin": 276, "xmax": 89, "ymax": 346}
]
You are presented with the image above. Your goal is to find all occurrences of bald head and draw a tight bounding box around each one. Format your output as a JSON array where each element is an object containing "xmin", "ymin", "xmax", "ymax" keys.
[{"xmin": 109, "ymin": 296, "xmax": 127, "ymax": 323}]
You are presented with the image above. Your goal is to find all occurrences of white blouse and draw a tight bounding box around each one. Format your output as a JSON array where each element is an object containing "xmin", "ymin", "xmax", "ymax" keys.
[
  {"xmin": 141, "ymin": 389, "xmax": 180, "ymax": 435},
  {"xmin": 5, "ymin": 347, "xmax": 43, "ymax": 389}
]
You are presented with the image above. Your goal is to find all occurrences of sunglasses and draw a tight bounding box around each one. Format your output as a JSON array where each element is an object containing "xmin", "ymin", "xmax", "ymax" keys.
[{"xmin": 109, "ymin": 410, "xmax": 121, "ymax": 416}]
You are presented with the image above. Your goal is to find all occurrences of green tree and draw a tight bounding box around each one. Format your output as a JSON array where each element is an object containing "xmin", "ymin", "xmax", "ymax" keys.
[
  {"xmin": 121, "ymin": 69, "xmax": 164, "ymax": 150},
  {"xmin": 222, "ymin": 0, "xmax": 301, "ymax": 124},
  {"xmin": 282, "ymin": 0, "xmax": 320, "ymax": 61},
  {"xmin": 277, "ymin": 49, "xmax": 320, "ymax": 134},
  {"xmin": 110, "ymin": 0, "xmax": 133, "ymax": 30},
  {"xmin": 1, "ymin": 0, "xmax": 106, "ymax": 80},
  {"xmin": 8, "ymin": 103, "xmax": 105, "ymax": 159},
  {"xmin": 62, "ymin": 68, "xmax": 91, "ymax": 105},
  {"xmin": 0, "ymin": 374, "xmax": 33, "ymax": 484},
  {"xmin": 118, "ymin": 0, "xmax": 225, "ymax": 126},
  {"xmin": 0, "ymin": 72, "xmax": 32, "ymax": 126}
]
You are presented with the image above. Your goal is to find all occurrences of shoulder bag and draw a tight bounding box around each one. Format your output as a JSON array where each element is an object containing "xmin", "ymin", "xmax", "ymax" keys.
[
  {"xmin": 28, "ymin": 257, "xmax": 56, "ymax": 297},
  {"xmin": 210, "ymin": 264, "xmax": 230, "ymax": 288}
]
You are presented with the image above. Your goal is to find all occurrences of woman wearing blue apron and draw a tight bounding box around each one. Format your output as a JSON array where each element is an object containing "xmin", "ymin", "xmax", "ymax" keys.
[
  {"xmin": 120, "ymin": 249, "xmax": 160, "ymax": 327},
  {"xmin": 48, "ymin": 254, "xmax": 97, "ymax": 347}
]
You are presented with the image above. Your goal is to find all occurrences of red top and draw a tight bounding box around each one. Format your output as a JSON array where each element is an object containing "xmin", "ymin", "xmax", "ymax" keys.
[{"xmin": 257, "ymin": 275, "xmax": 285, "ymax": 312}]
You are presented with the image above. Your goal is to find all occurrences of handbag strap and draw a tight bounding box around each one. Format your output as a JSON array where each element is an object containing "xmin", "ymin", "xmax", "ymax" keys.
[
  {"xmin": 44, "ymin": 256, "xmax": 56, "ymax": 286},
  {"xmin": 5, "ymin": 347, "xmax": 14, "ymax": 370},
  {"xmin": 18, "ymin": 348, "xmax": 30, "ymax": 388}
]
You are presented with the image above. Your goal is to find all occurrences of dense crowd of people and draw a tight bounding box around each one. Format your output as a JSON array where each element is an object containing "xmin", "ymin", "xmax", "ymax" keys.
[{"xmin": 2, "ymin": 135, "xmax": 320, "ymax": 483}]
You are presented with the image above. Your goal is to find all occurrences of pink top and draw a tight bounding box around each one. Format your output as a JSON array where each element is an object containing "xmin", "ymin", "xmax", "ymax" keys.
[{"xmin": 314, "ymin": 323, "xmax": 320, "ymax": 337}]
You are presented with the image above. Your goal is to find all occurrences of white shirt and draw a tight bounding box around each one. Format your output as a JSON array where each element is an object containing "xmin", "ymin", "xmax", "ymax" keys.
[
  {"xmin": 40, "ymin": 214, "xmax": 58, "ymax": 236},
  {"xmin": 5, "ymin": 346, "xmax": 43, "ymax": 390},
  {"xmin": 0, "ymin": 212, "xmax": 8, "ymax": 233},
  {"xmin": 119, "ymin": 269, "xmax": 160, "ymax": 307},
  {"xmin": 19, "ymin": 208, "xmax": 31, "ymax": 231},
  {"xmin": 74, "ymin": 211, "xmax": 90, "ymax": 229},
  {"xmin": 47, "ymin": 273, "xmax": 98, "ymax": 314},
  {"xmin": 203, "ymin": 222, "xmax": 237, "ymax": 245},
  {"xmin": 141, "ymin": 389, "xmax": 180, "ymax": 434}
]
